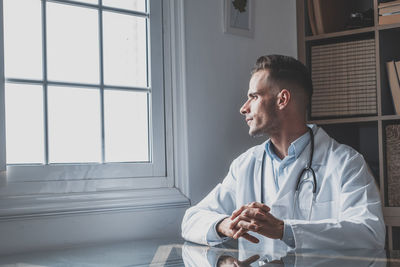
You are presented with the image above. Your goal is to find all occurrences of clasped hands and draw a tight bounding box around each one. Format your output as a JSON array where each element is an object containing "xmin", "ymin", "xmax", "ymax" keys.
[{"xmin": 217, "ymin": 202, "xmax": 284, "ymax": 243}]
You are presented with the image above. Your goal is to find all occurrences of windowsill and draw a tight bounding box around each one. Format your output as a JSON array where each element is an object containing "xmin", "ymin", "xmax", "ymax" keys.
[{"xmin": 0, "ymin": 187, "xmax": 190, "ymax": 220}]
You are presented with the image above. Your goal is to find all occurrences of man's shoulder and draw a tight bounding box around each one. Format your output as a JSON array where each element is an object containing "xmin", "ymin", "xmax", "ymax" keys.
[
  {"xmin": 317, "ymin": 127, "xmax": 365, "ymax": 166},
  {"xmin": 226, "ymin": 142, "xmax": 266, "ymax": 181},
  {"xmin": 233, "ymin": 141, "xmax": 267, "ymax": 165}
]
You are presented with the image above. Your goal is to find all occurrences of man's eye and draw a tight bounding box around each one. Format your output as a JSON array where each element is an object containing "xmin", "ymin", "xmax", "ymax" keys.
[{"xmin": 248, "ymin": 94, "xmax": 257, "ymax": 100}]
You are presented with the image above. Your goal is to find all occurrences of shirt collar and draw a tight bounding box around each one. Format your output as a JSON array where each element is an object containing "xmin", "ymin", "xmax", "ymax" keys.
[{"xmin": 264, "ymin": 124, "xmax": 315, "ymax": 162}]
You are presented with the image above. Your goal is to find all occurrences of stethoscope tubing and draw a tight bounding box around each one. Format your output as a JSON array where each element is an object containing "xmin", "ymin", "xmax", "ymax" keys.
[{"xmin": 260, "ymin": 127, "xmax": 317, "ymax": 210}]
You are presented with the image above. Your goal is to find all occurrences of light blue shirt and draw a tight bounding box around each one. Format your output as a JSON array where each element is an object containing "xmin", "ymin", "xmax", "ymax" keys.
[{"xmin": 264, "ymin": 126, "xmax": 313, "ymax": 248}]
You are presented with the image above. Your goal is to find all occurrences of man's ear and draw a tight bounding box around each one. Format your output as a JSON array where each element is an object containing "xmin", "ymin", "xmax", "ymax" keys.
[{"xmin": 276, "ymin": 89, "xmax": 291, "ymax": 110}]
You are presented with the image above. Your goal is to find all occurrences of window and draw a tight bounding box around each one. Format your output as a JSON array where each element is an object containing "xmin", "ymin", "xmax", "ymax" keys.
[{"xmin": 0, "ymin": 0, "xmax": 169, "ymax": 190}]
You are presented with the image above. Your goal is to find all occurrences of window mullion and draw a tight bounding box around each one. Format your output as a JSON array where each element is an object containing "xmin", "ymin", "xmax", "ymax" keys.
[
  {"xmin": 42, "ymin": 0, "xmax": 49, "ymax": 165},
  {"xmin": 145, "ymin": 7, "xmax": 152, "ymax": 163},
  {"xmin": 99, "ymin": 0, "xmax": 105, "ymax": 164},
  {"xmin": 0, "ymin": 0, "xmax": 6, "ymax": 171}
]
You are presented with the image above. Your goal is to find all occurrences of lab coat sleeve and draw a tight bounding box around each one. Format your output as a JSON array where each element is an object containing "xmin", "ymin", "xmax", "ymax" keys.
[
  {"xmin": 181, "ymin": 160, "xmax": 238, "ymax": 246},
  {"xmin": 286, "ymin": 153, "xmax": 385, "ymax": 249}
]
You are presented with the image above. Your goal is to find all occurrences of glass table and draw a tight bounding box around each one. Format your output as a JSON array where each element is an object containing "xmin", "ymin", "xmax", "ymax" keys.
[{"xmin": 0, "ymin": 238, "xmax": 399, "ymax": 266}]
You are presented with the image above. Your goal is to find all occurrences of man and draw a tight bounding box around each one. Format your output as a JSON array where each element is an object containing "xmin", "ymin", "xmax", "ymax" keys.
[{"xmin": 181, "ymin": 55, "xmax": 385, "ymax": 249}]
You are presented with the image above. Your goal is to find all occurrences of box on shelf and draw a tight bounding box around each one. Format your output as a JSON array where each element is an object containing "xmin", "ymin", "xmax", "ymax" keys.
[
  {"xmin": 310, "ymin": 39, "xmax": 377, "ymax": 118},
  {"xmin": 386, "ymin": 123, "xmax": 400, "ymax": 207}
]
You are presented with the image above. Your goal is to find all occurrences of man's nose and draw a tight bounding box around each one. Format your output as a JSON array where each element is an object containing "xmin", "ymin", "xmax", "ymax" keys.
[{"xmin": 240, "ymin": 101, "xmax": 249, "ymax": 115}]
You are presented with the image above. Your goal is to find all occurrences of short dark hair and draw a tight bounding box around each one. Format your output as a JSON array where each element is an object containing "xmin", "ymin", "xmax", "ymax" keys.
[{"xmin": 252, "ymin": 55, "xmax": 313, "ymax": 103}]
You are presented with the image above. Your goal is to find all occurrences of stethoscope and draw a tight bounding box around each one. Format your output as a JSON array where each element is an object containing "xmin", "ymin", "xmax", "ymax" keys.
[{"xmin": 260, "ymin": 126, "xmax": 317, "ymax": 220}]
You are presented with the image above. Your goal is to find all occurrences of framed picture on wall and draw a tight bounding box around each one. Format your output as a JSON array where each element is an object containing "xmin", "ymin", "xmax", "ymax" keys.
[{"xmin": 223, "ymin": 0, "xmax": 254, "ymax": 38}]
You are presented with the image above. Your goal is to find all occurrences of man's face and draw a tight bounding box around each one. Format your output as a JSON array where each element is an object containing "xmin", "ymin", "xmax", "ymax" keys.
[{"xmin": 240, "ymin": 70, "xmax": 279, "ymax": 137}]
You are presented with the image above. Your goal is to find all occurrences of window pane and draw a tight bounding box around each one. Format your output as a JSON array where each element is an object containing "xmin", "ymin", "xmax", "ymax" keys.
[
  {"xmin": 3, "ymin": 0, "xmax": 42, "ymax": 79},
  {"xmin": 104, "ymin": 90, "xmax": 149, "ymax": 162},
  {"xmin": 47, "ymin": 3, "xmax": 99, "ymax": 84},
  {"xmin": 48, "ymin": 86, "xmax": 101, "ymax": 163},
  {"xmin": 103, "ymin": 12, "xmax": 147, "ymax": 87},
  {"xmin": 102, "ymin": 0, "xmax": 146, "ymax": 12},
  {"xmin": 5, "ymin": 84, "xmax": 44, "ymax": 164}
]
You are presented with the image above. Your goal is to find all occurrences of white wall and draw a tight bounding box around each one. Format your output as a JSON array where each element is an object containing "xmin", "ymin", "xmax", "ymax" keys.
[
  {"xmin": 0, "ymin": 0, "xmax": 297, "ymax": 255},
  {"xmin": 184, "ymin": 0, "xmax": 297, "ymax": 203}
]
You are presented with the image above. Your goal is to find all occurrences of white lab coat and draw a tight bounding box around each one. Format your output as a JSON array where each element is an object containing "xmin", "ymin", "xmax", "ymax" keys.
[{"xmin": 181, "ymin": 126, "xmax": 385, "ymax": 250}]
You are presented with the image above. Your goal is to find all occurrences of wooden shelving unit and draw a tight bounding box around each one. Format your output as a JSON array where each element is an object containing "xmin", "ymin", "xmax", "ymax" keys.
[
  {"xmin": 304, "ymin": 26, "xmax": 376, "ymax": 41},
  {"xmin": 297, "ymin": 0, "xmax": 400, "ymax": 249}
]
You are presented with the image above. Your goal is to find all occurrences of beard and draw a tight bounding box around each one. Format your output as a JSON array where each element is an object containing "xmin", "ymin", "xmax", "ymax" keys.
[{"xmin": 248, "ymin": 97, "xmax": 279, "ymax": 137}]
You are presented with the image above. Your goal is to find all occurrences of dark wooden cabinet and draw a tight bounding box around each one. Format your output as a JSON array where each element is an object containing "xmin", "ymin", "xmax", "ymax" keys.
[{"xmin": 297, "ymin": 0, "xmax": 400, "ymax": 249}]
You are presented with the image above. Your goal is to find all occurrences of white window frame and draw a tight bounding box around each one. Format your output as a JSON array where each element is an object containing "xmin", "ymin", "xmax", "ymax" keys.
[{"xmin": 0, "ymin": 0, "xmax": 175, "ymax": 196}]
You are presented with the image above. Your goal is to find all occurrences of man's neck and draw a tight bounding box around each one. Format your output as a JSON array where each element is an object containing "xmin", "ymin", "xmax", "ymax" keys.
[{"xmin": 270, "ymin": 125, "xmax": 308, "ymax": 160}]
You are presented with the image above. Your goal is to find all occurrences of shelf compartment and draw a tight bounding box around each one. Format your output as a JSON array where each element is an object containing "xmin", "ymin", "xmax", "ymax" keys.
[
  {"xmin": 383, "ymin": 120, "xmax": 400, "ymax": 207},
  {"xmin": 306, "ymin": 33, "xmax": 378, "ymax": 120},
  {"xmin": 393, "ymin": 227, "xmax": 400, "ymax": 250},
  {"xmin": 379, "ymin": 27, "xmax": 400, "ymax": 116},
  {"xmin": 304, "ymin": 0, "xmax": 374, "ymax": 38}
]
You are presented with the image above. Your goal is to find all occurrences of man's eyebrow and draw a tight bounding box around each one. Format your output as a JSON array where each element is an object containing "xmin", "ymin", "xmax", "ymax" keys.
[{"xmin": 248, "ymin": 90, "xmax": 264, "ymax": 97}]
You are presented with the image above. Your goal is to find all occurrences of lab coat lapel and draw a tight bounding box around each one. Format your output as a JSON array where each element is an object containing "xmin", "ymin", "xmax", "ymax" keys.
[
  {"xmin": 264, "ymin": 157, "xmax": 278, "ymax": 205},
  {"xmin": 254, "ymin": 141, "xmax": 278, "ymax": 205},
  {"xmin": 270, "ymin": 154, "xmax": 308, "ymax": 219},
  {"xmin": 253, "ymin": 143, "xmax": 265, "ymax": 204}
]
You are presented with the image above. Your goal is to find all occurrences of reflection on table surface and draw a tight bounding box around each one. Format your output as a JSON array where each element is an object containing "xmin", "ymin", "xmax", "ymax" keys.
[{"xmin": 0, "ymin": 238, "xmax": 399, "ymax": 266}]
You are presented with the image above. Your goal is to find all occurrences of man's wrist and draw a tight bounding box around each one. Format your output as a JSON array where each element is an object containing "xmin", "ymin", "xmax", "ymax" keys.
[
  {"xmin": 216, "ymin": 217, "xmax": 228, "ymax": 237},
  {"xmin": 278, "ymin": 220, "xmax": 284, "ymax": 240},
  {"xmin": 281, "ymin": 221, "xmax": 296, "ymax": 248}
]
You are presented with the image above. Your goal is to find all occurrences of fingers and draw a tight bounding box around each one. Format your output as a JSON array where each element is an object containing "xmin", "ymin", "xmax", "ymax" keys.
[
  {"xmin": 247, "ymin": 202, "xmax": 271, "ymax": 212},
  {"xmin": 233, "ymin": 225, "xmax": 248, "ymax": 239},
  {"xmin": 231, "ymin": 202, "xmax": 270, "ymax": 220},
  {"xmin": 230, "ymin": 219, "xmax": 260, "ymax": 243},
  {"xmin": 241, "ymin": 254, "xmax": 260, "ymax": 265},
  {"xmin": 233, "ymin": 219, "xmax": 260, "ymax": 238},
  {"xmin": 234, "ymin": 229, "xmax": 260, "ymax": 243},
  {"xmin": 229, "ymin": 214, "xmax": 247, "ymax": 230},
  {"xmin": 238, "ymin": 219, "xmax": 259, "ymax": 233},
  {"xmin": 242, "ymin": 233, "xmax": 260, "ymax": 243},
  {"xmin": 216, "ymin": 217, "xmax": 233, "ymax": 238},
  {"xmin": 229, "ymin": 210, "xmax": 268, "ymax": 230},
  {"xmin": 230, "ymin": 206, "xmax": 246, "ymax": 220},
  {"xmin": 228, "ymin": 202, "xmax": 272, "ymax": 243}
]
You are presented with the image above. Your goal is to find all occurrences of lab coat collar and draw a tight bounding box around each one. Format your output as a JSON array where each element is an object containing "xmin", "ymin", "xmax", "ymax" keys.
[
  {"xmin": 264, "ymin": 124, "xmax": 315, "ymax": 163},
  {"xmin": 252, "ymin": 125, "xmax": 332, "ymax": 205},
  {"xmin": 253, "ymin": 125, "xmax": 328, "ymax": 166}
]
